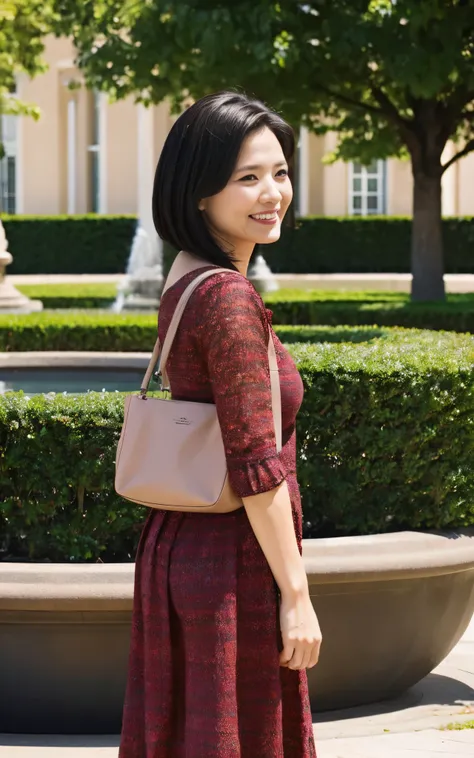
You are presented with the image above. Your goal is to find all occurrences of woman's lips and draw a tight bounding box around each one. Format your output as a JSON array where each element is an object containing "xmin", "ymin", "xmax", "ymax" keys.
[{"xmin": 249, "ymin": 213, "xmax": 279, "ymax": 225}]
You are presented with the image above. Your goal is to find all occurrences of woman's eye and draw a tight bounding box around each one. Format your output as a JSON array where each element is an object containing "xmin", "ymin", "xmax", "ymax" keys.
[{"xmin": 239, "ymin": 169, "xmax": 288, "ymax": 182}]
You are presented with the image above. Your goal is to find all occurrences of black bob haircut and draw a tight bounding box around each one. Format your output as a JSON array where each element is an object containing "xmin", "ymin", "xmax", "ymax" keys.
[{"xmin": 152, "ymin": 91, "xmax": 295, "ymax": 271}]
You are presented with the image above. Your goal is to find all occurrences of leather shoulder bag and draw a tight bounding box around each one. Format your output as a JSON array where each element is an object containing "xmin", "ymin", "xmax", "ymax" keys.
[{"xmin": 115, "ymin": 267, "xmax": 282, "ymax": 513}]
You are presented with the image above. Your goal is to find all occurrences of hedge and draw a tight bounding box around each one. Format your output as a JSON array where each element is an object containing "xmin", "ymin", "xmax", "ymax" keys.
[
  {"xmin": 1, "ymin": 329, "xmax": 473, "ymax": 562},
  {"xmin": 267, "ymin": 216, "xmax": 474, "ymax": 274},
  {"xmin": 17, "ymin": 284, "xmax": 117, "ymax": 309},
  {"xmin": 1, "ymin": 296, "xmax": 474, "ymax": 352},
  {"xmin": 3, "ymin": 215, "xmax": 137, "ymax": 275},
  {"xmin": 15, "ymin": 283, "xmax": 411, "ymax": 311},
  {"xmin": 0, "ymin": 312, "xmax": 372, "ymax": 352},
  {"xmin": 263, "ymin": 291, "xmax": 474, "ymax": 333},
  {"xmin": 166, "ymin": 216, "xmax": 474, "ymax": 274},
  {"xmin": 4, "ymin": 214, "xmax": 474, "ymax": 274}
]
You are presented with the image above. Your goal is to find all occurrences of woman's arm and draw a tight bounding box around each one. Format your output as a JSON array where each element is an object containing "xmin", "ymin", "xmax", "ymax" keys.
[
  {"xmin": 243, "ymin": 481, "xmax": 322, "ymax": 671},
  {"xmin": 198, "ymin": 275, "xmax": 322, "ymax": 669}
]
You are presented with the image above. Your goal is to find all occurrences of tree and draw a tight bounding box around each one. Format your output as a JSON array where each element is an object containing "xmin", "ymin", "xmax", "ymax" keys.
[
  {"xmin": 0, "ymin": 0, "xmax": 55, "ymax": 158},
  {"xmin": 55, "ymin": 0, "xmax": 474, "ymax": 301}
]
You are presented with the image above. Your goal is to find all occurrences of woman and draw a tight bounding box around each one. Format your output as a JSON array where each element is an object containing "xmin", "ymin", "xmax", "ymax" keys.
[{"xmin": 119, "ymin": 91, "xmax": 322, "ymax": 758}]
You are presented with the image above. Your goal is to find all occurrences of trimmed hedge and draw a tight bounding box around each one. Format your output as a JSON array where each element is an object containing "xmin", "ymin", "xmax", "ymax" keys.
[
  {"xmin": 268, "ymin": 216, "xmax": 474, "ymax": 274},
  {"xmin": 0, "ymin": 311, "xmax": 362, "ymax": 351},
  {"xmin": 166, "ymin": 216, "xmax": 474, "ymax": 274},
  {"xmin": 1, "ymin": 328, "xmax": 473, "ymax": 561},
  {"xmin": 17, "ymin": 284, "xmax": 118, "ymax": 311},
  {"xmin": 1, "ymin": 293, "xmax": 474, "ymax": 352},
  {"xmin": 16, "ymin": 283, "xmax": 410, "ymax": 311},
  {"xmin": 4, "ymin": 214, "xmax": 474, "ymax": 274},
  {"xmin": 263, "ymin": 292, "xmax": 474, "ymax": 333},
  {"xmin": 3, "ymin": 215, "xmax": 137, "ymax": 275}
]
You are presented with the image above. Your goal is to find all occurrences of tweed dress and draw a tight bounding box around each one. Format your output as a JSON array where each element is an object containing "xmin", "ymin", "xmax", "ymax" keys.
[{"xmin": 119, "ymin": 267, "xmax": 316, "ymax": 758}]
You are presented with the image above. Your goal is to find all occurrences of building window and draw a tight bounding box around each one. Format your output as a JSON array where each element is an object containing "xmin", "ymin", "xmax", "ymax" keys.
[
  {"xmin": 0, "ymin": 115, "xmax": 17, "ymax": 214},
  {"xmin": 87, "ymin": 91, "xmax": 101, "ymax": 212},
  {"xmin": 349, "ymin": 159, "xmax": 386, "ymax": 215}
]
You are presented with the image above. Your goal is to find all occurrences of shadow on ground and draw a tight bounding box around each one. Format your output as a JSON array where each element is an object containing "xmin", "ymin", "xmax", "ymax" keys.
[
  {"xmin": 313, "ymin": 673, "xmax": 474, "ymax": 724},
  {"xmin": 0, "ymin": 735, "xmax": 120, "ymax": 747}
]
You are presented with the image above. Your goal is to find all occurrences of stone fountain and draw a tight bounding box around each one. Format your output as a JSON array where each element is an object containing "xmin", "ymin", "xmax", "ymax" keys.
[
  {"xmin": 248, "ymin": 253, "xmax": 280, "ymax": 293},
  {"xmin": 0, "ymin": 220, "xmax": 42, "ymax": 313},
  {"xmin": 111, "ymin": 225, "xmax": 164, "ymax": 312},
  {"xmin": 112, "ymin": 228, "xmax": 279, "ymax": 312}
]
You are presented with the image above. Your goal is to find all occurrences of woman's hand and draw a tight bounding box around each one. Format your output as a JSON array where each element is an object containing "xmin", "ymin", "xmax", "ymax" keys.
[{"xmin": 279, "ymin": 590, "xmax": 322, "ymax": 670}]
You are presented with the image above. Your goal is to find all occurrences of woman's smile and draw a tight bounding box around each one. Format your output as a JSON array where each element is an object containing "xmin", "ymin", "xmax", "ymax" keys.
[{"xmin": 249, "ymin": 211, "xmax": 280, "ymax": 225}]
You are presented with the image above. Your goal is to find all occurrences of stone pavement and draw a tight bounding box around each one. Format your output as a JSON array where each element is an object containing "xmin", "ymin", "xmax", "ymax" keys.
[{"xmin": 1, "ymin": 616, "xmax": 473, "ymax": 757}]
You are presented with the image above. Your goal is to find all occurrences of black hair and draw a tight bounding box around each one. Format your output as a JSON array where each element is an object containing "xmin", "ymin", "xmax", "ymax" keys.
[{"xmin": 152, "ymin": 91, "xmax": 295, "ymax": 270}]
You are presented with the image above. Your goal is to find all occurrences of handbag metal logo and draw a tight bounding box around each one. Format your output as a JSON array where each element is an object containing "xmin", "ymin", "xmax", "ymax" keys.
[{"xmin": 174, "ymin": 416, "xmax": 192, "ymax": 426}]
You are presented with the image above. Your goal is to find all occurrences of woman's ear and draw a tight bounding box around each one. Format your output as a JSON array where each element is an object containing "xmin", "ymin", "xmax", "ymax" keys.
[{"xmin": 198, "ymin": 199, "xmax": 206, "ymax": 211}]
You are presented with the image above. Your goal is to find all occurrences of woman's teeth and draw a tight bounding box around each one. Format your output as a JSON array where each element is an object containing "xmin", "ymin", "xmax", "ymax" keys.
[{"xmin": 250, "ymin": 213, "xmax": 277, "ymax": 220}]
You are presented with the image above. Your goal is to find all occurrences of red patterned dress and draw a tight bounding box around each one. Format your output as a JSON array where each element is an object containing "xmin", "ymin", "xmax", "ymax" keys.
[{"xmin": 119, "ymin": 267, "xmax": 316, "ymax": 758}]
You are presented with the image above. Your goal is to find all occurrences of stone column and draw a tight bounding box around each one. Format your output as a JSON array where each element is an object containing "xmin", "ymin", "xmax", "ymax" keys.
[
  {"xmin": 298, "ymin": 126, "xmax": 310, "ymax": 217},
  {"xmin": 137, "ymin": 103, "xmax": 163, "ymax": 270},
  {"xmin": 66, "ymin": 92, "xmax": 77, "ymax": 214}
]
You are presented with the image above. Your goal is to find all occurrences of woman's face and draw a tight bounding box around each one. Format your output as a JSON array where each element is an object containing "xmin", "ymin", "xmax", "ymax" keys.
[{"xmin": 199, "ymin": 127, "xmax": 293, "ymax": 260}]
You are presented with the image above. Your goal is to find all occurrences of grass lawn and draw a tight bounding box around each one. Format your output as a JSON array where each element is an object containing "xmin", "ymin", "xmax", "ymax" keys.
[
  {"xmin": 440, "ymin": 719, "xmax": 474, "ymax": 730},
  {"xmin": 16, "ymin": 282, "xmax": 474, "ymax": 304},
  {"xmin": 17, "ymin": 283, "xmax": 119, "ymax": 299}
]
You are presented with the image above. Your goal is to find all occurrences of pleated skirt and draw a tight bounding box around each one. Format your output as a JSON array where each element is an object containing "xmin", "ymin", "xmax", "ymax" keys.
[{"xmin": 119, "ymin": 489, "xmax": 316, "ymax": 757}]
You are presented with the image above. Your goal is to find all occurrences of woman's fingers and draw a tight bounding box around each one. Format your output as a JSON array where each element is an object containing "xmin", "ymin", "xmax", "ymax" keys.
[
  {"xmin": 279, "ymin": 643, "xmax": 295, "ymax": 667},
  {"xmin": 308, "ymin": 641, "xmax": 321, "ymax": 668},
  {"xmin": 288, "ymin": 648, "xmax": 304, "ymax": 670},
  {"xmin": 280, "ymin": 639, "xmax": 322, "ymax": 670},
  {"xmin": 297, "ymin": 648, "xmax": 313, "ymax": 671}
]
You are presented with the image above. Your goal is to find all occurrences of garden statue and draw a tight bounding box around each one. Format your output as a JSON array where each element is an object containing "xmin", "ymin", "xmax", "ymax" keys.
[{"xmin": 0, "ymin": 220, "xmax": 42, "ymax": 313}]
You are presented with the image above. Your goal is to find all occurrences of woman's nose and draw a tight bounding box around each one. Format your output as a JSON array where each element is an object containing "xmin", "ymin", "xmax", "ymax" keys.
[{"xmin": 260, "ymin": 179, "xmax": 282, "ymax": 203}]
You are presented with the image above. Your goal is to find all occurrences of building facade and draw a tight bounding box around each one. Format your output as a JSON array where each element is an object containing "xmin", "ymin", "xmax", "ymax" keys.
[{"xmin": 2, "ymin": 35, "xmax": 474, "ymax": 226}]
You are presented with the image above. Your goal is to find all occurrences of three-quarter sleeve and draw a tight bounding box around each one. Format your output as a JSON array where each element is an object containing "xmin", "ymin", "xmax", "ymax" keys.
[{"xmin": 198, "ymin": 273, "xmax": 285, "ymax": 498}]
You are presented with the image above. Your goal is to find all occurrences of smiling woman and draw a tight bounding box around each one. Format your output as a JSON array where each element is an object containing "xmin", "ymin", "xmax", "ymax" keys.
[
  {"xmin": 121, "ymin": 92, "xmax": 318, "ymax": 758},
  {"xmin": 152, "ymin": 90, "xmax": 295, "ymax": 275},
  {"xmin": 198, "ymin": 129, "xmax": 293, "ymax": 273}
]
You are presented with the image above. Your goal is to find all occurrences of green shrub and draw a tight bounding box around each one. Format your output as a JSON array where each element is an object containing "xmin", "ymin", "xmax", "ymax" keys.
[
  {"xmin": 1, "ymin": 329, "xmax": 473, "ymax": 561},
  {"xmin": 166, "ymin": 216, "xmax": 474, "ymax": 274},
  {"xmin": 3, "ymin": 215, "xmax": 137, "ymax": 275},
  {"xmin": 0, "ymin": 392, "xmax": 143, "ymax": 562},
  {"xmin": 268, "ymin": 216, "xmax": 474, "ymax": 273},
  {"xmin": 5, "ymin": 214, "xmax": 474, "ymax": 275},
  {"xmin": 18, "ymin": 282, "xmax": 411, "ymax": 311},
  {"xmin": 0, "ymin": 312, "xmax": 158, "ymax": 351},
  {"xmin": 0, "ymin": 311, "xmax": 359, "ymax": 351},
  {"xmin": 17, "ymin": 283, "xmax": 117, "ymax": 309},
  {"xmin": 264, "ymin": 292, "xmax": 474, "ymax": 332},
  {"xmin": 1, "ymin": 293, "xmax": 473, "ymax": 352}
]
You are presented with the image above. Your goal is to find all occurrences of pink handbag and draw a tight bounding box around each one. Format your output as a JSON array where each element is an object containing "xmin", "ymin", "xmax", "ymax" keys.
[{"xmin": 114, "ymin": 268, "xmax": 282, "ymax": 513}]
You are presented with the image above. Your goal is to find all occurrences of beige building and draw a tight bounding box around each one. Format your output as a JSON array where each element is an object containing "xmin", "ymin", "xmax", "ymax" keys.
[{"xmin": 2, "ymin": 35, "xmax": 474, "ymax": 234}]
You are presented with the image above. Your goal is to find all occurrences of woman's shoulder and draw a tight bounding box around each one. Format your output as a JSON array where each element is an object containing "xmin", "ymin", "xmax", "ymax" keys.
[
  {"xmin": 160, "ymin": 265, "xmax": 269, "ymax": 329},
  {"xmin": 193, "ymin": 268, "xmax": 267, "ymax": 316}
]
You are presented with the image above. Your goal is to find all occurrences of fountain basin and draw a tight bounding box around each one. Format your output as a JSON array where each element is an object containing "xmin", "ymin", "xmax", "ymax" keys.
[
  {"xmin": 1, "ymin": 531, "xmax": 473, "ymax": 732},
  {"xmin": 0, "ymin": 353, "xmax": 150, "ymax": 395}
]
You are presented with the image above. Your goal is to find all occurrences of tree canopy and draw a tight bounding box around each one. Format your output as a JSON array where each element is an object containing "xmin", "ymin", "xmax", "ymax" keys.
[
  {"xmin": 0, "ymin": 0, "xmax": 54, "ymax": 126},
  {"xmin": 55, "ymin": 0, "xmax": 474, "ymax": 300}
]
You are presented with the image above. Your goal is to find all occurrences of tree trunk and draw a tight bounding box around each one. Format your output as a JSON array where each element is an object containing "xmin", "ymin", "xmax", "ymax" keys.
[{"xmin": 411, "ymin": 168, "xmax": 445, "ymax": 302}]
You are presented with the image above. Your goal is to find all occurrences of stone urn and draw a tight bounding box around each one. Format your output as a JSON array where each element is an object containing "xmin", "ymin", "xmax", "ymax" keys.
[
  {"xmin": 1, "ymin": 529, "xmax": 474, "ymax": 733},
  {"xmin": 0, "ymin": 220, "xmax": 42, "ymax": 313}
]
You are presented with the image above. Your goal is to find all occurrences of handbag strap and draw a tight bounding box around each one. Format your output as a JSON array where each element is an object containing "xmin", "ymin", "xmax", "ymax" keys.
[{"xmin": 140, "ymin": 268, "xmax": 283, "ymax": 452}]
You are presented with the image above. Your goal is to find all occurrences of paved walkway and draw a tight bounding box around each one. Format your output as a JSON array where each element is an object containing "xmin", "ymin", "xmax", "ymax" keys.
[
  {"xmin": 9, "ymin": 272, "xmax": 474, "ymax": 293},
  {"xmin": 1, "ymin": 616, "xmax": 473, "ymax": 756}
]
